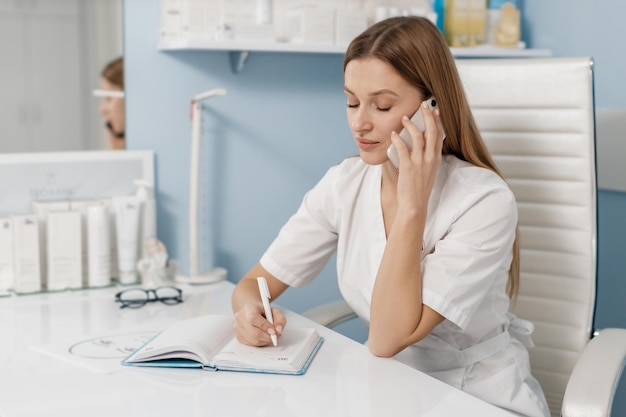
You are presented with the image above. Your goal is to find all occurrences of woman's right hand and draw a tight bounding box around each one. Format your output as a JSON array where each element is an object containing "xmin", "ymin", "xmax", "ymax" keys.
[
  {"xmin": 231, "ymin": 263, "xmax": 289, "ymax": 347},
  {"xmin": 233, "ymin": 302, "xmax": 286, "ymax": 346}
]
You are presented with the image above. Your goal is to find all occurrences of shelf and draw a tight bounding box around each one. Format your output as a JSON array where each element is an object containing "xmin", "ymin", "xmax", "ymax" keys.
[
  {"xmin": 450, "ymin": 45, "xmax": 552, "ymax": 58},
  {"xmin": 158, "ymin": 40, "xmax": 552, "ymax": 72},
  {"xmin": 159, "ymin": 39, "xmax": 551, "ymax": 57},
  {"xmin": 158, "ymin": 39, "xmax": 349, "ymax": 54}
]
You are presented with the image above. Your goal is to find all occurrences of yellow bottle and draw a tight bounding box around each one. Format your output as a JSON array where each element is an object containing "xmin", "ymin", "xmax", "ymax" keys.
[
  {"xmin": 494, "ymin": 2, "xmax": 520, "ymax": 47},
  {"xmin": 468, "ymin": 0, "xmax": 487, "ymax": 46},
  {"xmin": 445, "ymin": 0, "xmax": 487, "ymax": 47},
  {"xmin": 444, "ymin": 0, "xmax": 469, "ymax": 47}
]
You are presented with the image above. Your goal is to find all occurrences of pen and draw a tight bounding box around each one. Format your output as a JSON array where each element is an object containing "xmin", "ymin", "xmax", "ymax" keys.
[{"xmin": 257, "ymin": 276, "xmax": 278, "ymax": 347}]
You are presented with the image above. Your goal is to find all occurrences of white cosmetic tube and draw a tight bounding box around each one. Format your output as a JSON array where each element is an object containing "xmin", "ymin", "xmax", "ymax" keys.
[
  {"xmin": 12, "ymin": 215, "xmax": 42, "ymax": 294},
  {"xmin": 99, "ymin": 199, "xmax": 119, "ymax": 281},
  {"xmin": 113, "ymin": 196, "xmax": 141, "ymax": 285},
  {"xmin": 87, "ymin": 204, "xmax": 111, "ymax": 287},
  {"xmin": 134, "ymin": 180, "xmax": 157, "ymax": 258},
  {"xmin": 0, "ymin": 218, "xmax": 14, "ymax": 294},
  {"xmin": 70, "ymin": 200, "xmax": 98, "ymax": 287},
  {"xmin": 33, "ymin": 201, "xmax": 70, "ymax": 288},
  {"xmin": 47, "ymin": 211, "xmax": 83, "ymax": 291}
]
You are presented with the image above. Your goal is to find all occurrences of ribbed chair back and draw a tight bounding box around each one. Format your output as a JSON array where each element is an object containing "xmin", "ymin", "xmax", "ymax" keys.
[{"xmin": 457, "ymin": 57, "xmax": 597, "ymax": 417}]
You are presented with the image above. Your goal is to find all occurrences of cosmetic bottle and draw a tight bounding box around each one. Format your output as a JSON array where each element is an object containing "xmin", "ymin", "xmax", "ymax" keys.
[
  {"xmin": 135, "ymin": 180, "xmax": 157, "ymax": 258},
  {"xmin": 468, "ymin": 0, "xmax": 487, "ymax": 46},
  {"xmin": 113, "ymin": 195, "xmax": 141, "ymax": 285},
  {"xmin": 12, "ymin": 214, "xmax": 41, "ymax": 294},
  {"xmin": 433, "ymin": 0, "xmax": 445, "ymax": 32},
  {"xmin": 487, "ymin": 0, "xmax": 520, "ymax": 46},
  {"xmin": 445, "ymin": 0, "xmax": 469, "ymax": 47},
  {"xmin": 0, "ymin": 218, "xmax": 14, "ymax": 294},
  {"xmin": 33, "ymin": 201, "xmax": 70, "ymax": 289},
  {"xmin": 87, "ymin": 204, "xmax": 111, "ymax": 287},
  {"xmin": 47, "ymin": 210, "xmax": 82, "ymax": 291}
]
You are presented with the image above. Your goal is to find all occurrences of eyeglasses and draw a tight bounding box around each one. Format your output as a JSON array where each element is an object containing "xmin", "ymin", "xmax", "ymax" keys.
[{"xmin": 115, "ymin": 286, "xmax": 183, "ymax": 309}]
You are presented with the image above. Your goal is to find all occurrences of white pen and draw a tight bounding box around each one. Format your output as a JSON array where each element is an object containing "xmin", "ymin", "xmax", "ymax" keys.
[{"xmin": 257, "ymin": 276, "xmax": 278, "ymax": 347}]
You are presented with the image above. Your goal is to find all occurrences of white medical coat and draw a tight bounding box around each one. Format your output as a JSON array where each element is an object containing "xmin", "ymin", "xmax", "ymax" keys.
[{"xmin": 261, "ymin": 155, "xmax": 549, "ymax": 417}]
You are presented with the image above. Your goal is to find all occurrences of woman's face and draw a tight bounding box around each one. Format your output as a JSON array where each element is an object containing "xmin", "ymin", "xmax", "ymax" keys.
[
  {"xmin": 99, "ymin": 77, "xmax": 125, "ymax": 148},
  {"xmin": 344, "ymin": 58, "xmax": 423, "ymax": 166}
]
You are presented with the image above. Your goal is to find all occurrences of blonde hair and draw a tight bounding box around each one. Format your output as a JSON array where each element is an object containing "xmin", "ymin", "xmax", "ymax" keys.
[{"xmin": 344, "ymin": 16, "xmax": 519, "ymax": 301}]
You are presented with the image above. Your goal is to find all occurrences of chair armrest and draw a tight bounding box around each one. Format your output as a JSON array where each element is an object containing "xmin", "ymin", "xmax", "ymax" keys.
[
  {"xmin": 302, "ymin": 299, "xmax": 357, "ymax": 328},
  {"xmin": 562, "ymin": 328, "xmax": 626, "ymax": 417}
]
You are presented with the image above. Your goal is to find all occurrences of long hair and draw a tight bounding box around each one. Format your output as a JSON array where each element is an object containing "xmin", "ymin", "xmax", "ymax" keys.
[
  {"xmin": 344, "ymin": 16, "xmax": 519, "ymax": 301},
  {"xmin": 101, "ymin": 57, "xmax": 124, "ymax": 89}
]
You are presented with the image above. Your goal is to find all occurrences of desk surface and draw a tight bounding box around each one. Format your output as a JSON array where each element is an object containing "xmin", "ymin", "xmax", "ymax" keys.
[{"xmin": 0, "ymin": 282, "xmax": 515, "ymax": 417}]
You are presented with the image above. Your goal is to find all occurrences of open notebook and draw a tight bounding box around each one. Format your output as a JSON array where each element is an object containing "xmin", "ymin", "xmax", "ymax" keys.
[{"xmin": 122, "ymin": 314, "xmax": 323, "ymax": 375}]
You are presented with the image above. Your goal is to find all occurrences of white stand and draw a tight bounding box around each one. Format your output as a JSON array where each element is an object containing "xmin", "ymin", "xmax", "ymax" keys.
[{"xmin": 179, "ymin": 88, "xmax": 227, "ymax": 285}]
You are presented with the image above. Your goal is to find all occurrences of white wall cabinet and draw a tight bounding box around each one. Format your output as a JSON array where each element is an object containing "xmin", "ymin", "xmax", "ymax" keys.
[{"xmin": 0, "ymin": 0, "xmax": 85, "ymax": 153}]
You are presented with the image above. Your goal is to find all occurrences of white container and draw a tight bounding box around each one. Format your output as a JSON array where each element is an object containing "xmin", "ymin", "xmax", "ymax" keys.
[
  {"xmin": 33, "ymin": 200, "xmax": 70, "ymax": 288},
  {"xmin": 12, "ymin": 215, "xmax": 41, "ymax": 294},
  {"xmin": 87, "ymin": 204, "xmax": 111, "ymax": 288},
  {"xmin": 335, "ymin": 8, "xmax": 368, "ymax": 44},
  {"xmin": 113, "ymin": 196, "xmax": 141, "ymax": 285},
  {"xmin": 98, "ymin": 198, "xmax": 119, "ymax": 281},
  {"xmin": 0, "ymin": 218, "xmax": 14, "ymax": 293},
  {"xmin": 47, "ymin": 210, "xmax": 83, "ymax": 291},
  {"xmin": 285, "ymin": 6, "xmax": 335, "ymax": 44},
  {"xmin": 256, "ymin": 0, "xmax": 272, "ymax": 25},
  {"xmin": 135, "ymin": 180, "xmax": 157, "ymax": 259},
  {"xmin": 69, "ymin": 200, "xmax": 96, "ymax": 287}
]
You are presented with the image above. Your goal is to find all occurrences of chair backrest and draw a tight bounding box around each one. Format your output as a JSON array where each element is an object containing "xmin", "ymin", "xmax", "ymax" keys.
[{"xmin": 456, "ymin": 57, "xmax": 597, "ymax": 417}]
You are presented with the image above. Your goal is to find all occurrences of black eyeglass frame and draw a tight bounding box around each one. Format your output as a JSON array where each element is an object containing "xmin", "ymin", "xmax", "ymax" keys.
[{"xmin": 114, "ymin": 286, "xmax": 183, "ymax": 309}]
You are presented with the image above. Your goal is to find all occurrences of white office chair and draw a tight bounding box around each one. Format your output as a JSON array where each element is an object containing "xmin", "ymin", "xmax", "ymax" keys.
[{"xmin": 303, "ymin": 58, "xmax": 626, "ymax": 417}]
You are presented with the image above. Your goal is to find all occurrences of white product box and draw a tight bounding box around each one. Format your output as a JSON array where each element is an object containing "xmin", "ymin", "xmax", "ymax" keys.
[
  {"xmin": 87, "ymin": 204, "xmax": 111, "ymax": 288},
  {"xmin": 47, "ymin": 210, "xmax": 83, "ymax": 291},
  {"xmin": 221, "ymin": 0, "xmax": 276, "ymax": 42},
  {"xmin": 159, "ymin": 0, "xmax": 184, "ymax": 42},
  {"xmin": 33, "ymin": 201, "xmax": 70, "ymax": 289},
  {"xmin": 335, "ymin": 8, "xmax": 368, "ymax": 44},
  {"xmin": 12, "ymin": 215, "xmax": 41, "ymax": 294},
  {"xmin": 183, "ymin": 0, "xmax": 225, "ymax": 42},
  {"xmin": 285, "ymin": 6, "xmax": 335, "ymax": 44},
  {"xmin": 70, "ymin": 200, "xmax": 101, "ymax": 287},
  {"xmin": 99, "ymin": 198, "xmax": 119, "ymax": 281},
  {"xmin": 0, "ymin": 218, "xmax": 14, "ymax": 294}
]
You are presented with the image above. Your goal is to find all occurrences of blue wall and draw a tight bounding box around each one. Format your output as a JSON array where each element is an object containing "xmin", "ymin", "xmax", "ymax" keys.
[
  {"xmin": 125, "ymin": 0, "xmax": 626, "ymax": 411},
  {"xmin": 124, "ymin": 0, "xmax": 355, "ymax": 319}
]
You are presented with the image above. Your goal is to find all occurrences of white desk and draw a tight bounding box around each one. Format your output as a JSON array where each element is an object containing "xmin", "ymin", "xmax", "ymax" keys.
[{"xmin": 0, "ymin": 282, "xmax": 515, "ymax": 417}]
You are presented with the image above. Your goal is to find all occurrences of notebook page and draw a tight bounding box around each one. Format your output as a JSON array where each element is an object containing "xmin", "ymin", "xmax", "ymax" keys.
[
  {"xmin": 212, "ymin": 328, "xmax": 320, "ymax": 372},
  {"xmin": 128, "ymin": 315, "xmax": 234, "ymax": 364}
]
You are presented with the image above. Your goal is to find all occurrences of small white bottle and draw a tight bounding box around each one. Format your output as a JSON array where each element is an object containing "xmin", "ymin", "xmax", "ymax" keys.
[
  {"xmin": 135, "ymin": 179, "xmax": 157, "ymax": 258},
  {"xmin": 0, "ymin": 218, "xmax": 14, "ymax": 293},
  {"xmin": 256, "ymin": 0, "xmax": 272, "ymax": 25},
  {"xmin": 87, "ymin": 205, "xmax": 111, "ymax": 287}
]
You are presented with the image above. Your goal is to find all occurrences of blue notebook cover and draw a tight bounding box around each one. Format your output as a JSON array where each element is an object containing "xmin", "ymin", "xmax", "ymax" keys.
[{"xmin": 121, "ymin": 315, "xmax": 323, "ymax": 376}]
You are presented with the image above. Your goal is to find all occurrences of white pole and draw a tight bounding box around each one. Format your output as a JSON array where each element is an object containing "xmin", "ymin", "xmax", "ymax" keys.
[
  {"xmin": 186, "ymin": 88, "xmax": 227, "ymax": 283},
  {"xmin": 189, "ymin": 101, "xmax": 202, "ymax": 278}
]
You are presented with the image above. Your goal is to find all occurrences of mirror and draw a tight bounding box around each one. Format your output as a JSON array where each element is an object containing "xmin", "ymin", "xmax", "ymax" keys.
[{"xmin": 0, "ymin": 0, "xmax": 123, "ymax": 153}]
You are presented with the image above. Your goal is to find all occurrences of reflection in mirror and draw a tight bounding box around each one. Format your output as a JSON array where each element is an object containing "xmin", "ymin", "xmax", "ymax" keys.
[
  {"xmin": 97, "ymin": 57, "xmax": 125, "ymax": 150},
  {"xmin": 0, "ymin": 0, "xmax": 123, "ymax": 153}
]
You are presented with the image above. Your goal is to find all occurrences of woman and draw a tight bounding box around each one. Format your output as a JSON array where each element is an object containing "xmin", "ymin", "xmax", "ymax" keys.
[
  {"xmin": 99, "ymin": 57, "xmax": 125, "ymax": 150},
  {"xmin": 231, "ymin": 16, "xmax": 549, "ymax": 417}
]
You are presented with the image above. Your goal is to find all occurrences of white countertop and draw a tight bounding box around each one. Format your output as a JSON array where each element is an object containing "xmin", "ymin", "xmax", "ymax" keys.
[{"xmin": 0, "ymin": 281, "xmax": 515, "ymax": 417}]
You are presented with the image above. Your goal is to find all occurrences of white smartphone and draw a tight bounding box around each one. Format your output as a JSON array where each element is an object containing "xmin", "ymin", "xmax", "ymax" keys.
[{"xmin": 387, "ymin": 97, "xmax": 439, "ymax": 169}]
